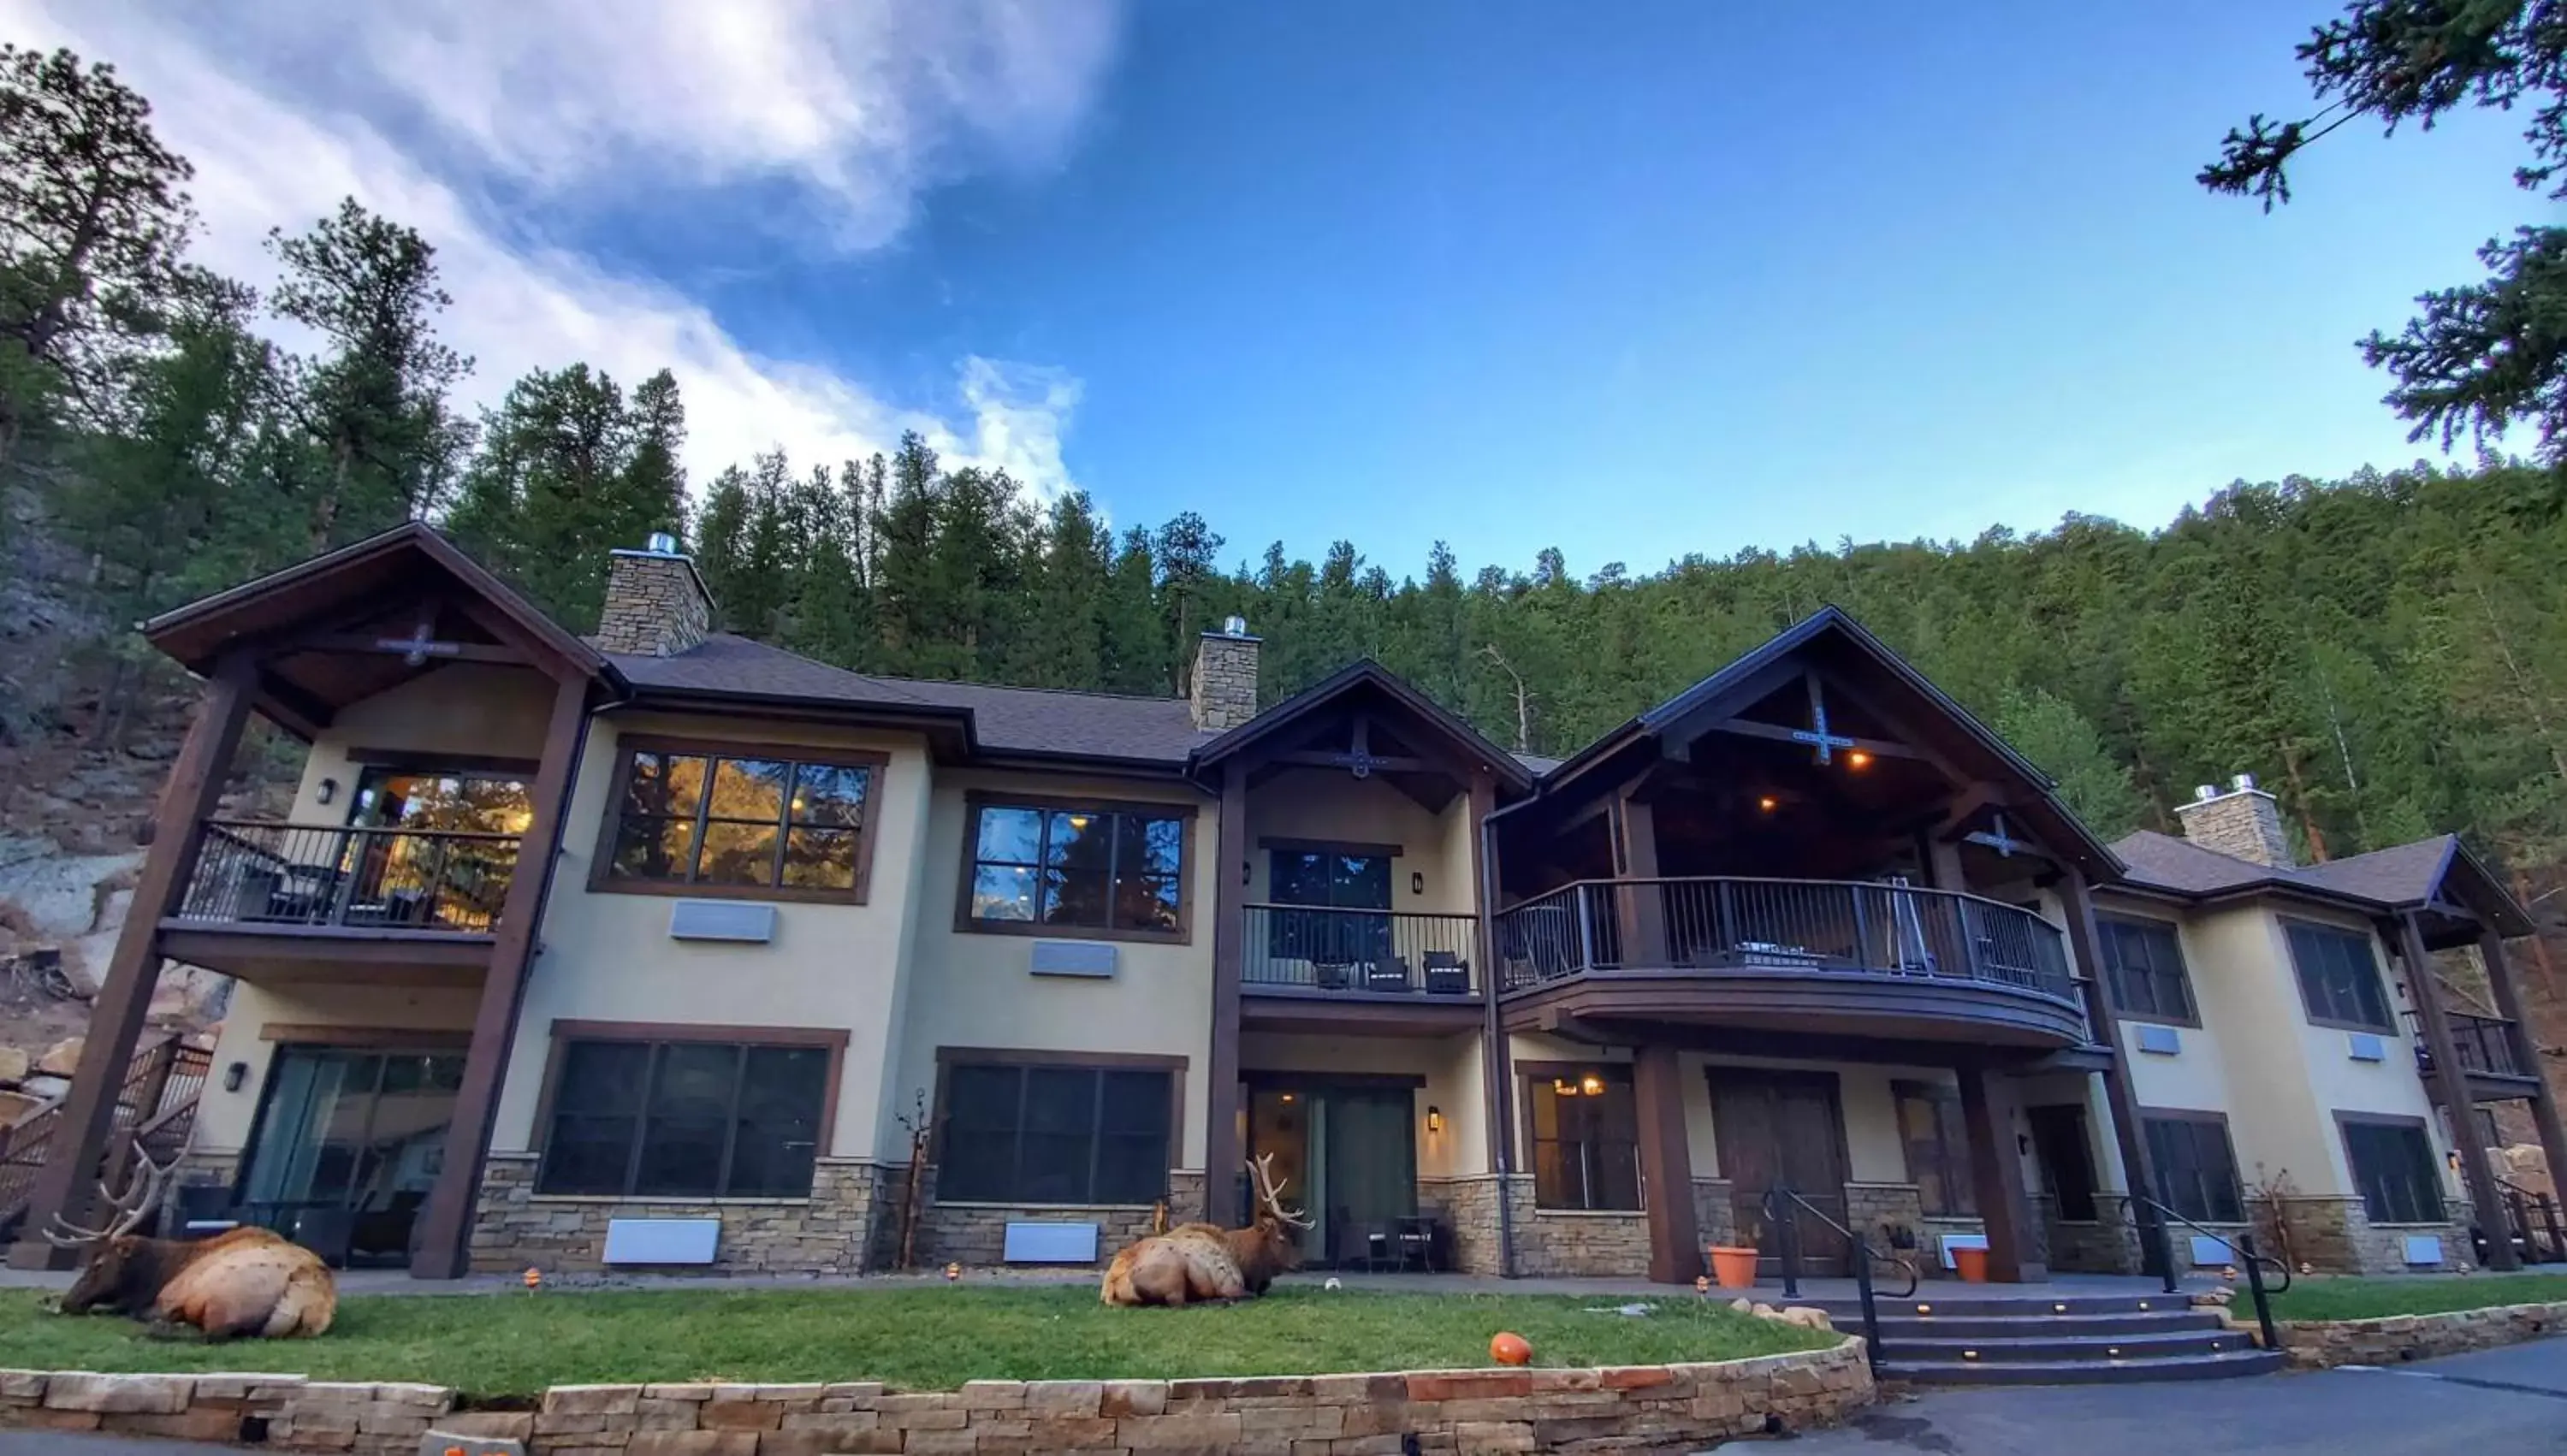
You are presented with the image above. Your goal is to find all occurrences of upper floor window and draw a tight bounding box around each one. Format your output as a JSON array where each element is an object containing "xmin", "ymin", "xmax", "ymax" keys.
[
  {"xmin": 537, "ymin": 1031, "xmax": 839, "ymax": 1199},
  {"xmin": 1527, "ymin": 1068, "xmax": 1641, "ymax": 1211},
  {"xmin": 2098, "ymin": 914, "xmax": 2196, "ymax": 1025},
  {"xmin": 599, "ymin": 739, "xmax": 884, "ymax": 903},
  {"xmin": 2285, "ymin": 920, "xmax": 2393, "ymax": 1032},
  {"xmin": 962, "ymin": 796, "xmax": 1190, "ymax": 942}
]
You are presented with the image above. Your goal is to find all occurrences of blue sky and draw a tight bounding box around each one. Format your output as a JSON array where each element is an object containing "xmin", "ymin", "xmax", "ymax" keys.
[{"xmin": 13, "ymin": 0, "xmax": 2536, "ymax": 580}]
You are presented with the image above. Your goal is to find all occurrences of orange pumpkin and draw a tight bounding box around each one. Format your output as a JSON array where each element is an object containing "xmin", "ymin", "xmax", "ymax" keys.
[{"xmin": 1489, "ymin": 1331, "xmax": 1532, "ymax": 1366}]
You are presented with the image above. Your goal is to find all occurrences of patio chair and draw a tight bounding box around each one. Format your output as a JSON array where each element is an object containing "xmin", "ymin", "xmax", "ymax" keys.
[
  {"xmin": 1313, "ymin": 962, "xmax": 1355, "ymax": 991},
  {"xmin": 1365, "ymin": 956, "xmax": 1414, "ymax": 993},
  {"xmin": 1422, "ymin": 950, "xmax": 1471, "ymax": 995}
]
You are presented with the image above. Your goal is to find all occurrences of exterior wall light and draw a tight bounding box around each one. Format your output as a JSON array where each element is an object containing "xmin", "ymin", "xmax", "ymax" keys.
[
  {"xmin": 1426, "ymin": 1105, "xmax": 1444, "ymax": 1133},
  {"xmin": 1411, "ymin": 871, "xmax": 1425, "ymax": 896},
  {"xmin": 222, "ymin": 1062, "xmax": 248, "ymax": 1092},
  {"xmin": 316, "ymin": 778, "xmax": 338, "ymax": 807}
]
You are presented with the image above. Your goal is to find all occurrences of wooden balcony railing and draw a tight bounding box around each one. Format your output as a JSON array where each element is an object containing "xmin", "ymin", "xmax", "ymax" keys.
[
  {"xmin": 1241, "ymin": 904, "xmax": 1482, "ymax": 997},
  {"xmin": 2406, "ymin": 1009, "xmax": 2529, "ymax": 1080},
  {"xmin": 1496, "ymin": 876, "xmax": 2082, "ymax": 1009},
  {"xmin": 175, "ymin": 820, "xmax": 522, "ymax": 934}
]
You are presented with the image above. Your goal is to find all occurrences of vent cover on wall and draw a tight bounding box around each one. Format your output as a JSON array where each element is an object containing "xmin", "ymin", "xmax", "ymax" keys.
[
  {"xmin": 669, "ymin": 901, "xmax": 777, "ymax": 943},
  {"xmin": 1031, "ymin": 940, "xmax": 1118, "ymax": 978}
]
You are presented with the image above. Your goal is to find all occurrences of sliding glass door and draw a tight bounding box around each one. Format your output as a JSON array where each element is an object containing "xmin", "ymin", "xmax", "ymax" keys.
[{"xmin": 236, "ymin": 1047, "xmax": 465, "ymax": 1264}]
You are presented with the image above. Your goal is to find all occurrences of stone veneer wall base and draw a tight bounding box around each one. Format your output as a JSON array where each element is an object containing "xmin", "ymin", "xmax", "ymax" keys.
[
  {"xmin": 2260, "ymin": 1299, "xmax": 2567, "ymax": 1370},
  {"xmin": 0, "ymin": 1336, "xmax": 1875, "ymax": 1454}
]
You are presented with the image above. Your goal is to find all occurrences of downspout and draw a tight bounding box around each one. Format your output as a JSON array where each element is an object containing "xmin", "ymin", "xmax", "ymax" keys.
[{"xmin": 1478, "ymin": 806, "xmax": 1515, "ymax": 1278}]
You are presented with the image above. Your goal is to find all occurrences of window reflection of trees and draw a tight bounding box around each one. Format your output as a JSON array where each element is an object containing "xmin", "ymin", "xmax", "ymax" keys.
[
  {"xmin": 347, "ymin": 770, "xmax": 531, "ymax": 928},
  {"xmin": 969, "ymin": 805, "xmax": 1183, "ymax": 932},
  {"xmin": 608, "ymin": 750, "xmax": 873, "ymax": 891}
]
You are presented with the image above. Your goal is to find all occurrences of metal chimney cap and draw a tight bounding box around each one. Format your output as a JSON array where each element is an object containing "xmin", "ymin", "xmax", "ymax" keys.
[
  {"xmin": 645, "ymin": 531, "xmax": 680, "ymax": 555},
  {"xmin": 1223, "ymin": 614, "xmax": 1249, "ymax": 637},
  {"xmin": 2194, "ymin": 784, "xmax": 2220, "ymax": 802},
  {"xmin": 2230, "ymin": 772, "xmax": 2259, "ymax": 793}
]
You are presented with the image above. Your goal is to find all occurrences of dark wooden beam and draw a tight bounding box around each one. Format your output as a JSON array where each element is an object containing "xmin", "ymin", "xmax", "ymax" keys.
[
  {"xmin": 10, "ymin": 650, "xmax": 257, "ymax": 1270},
  {"xmin": 1271, "ymin": 750, "xmax": 1432, "ymax": 775},
  {"xmin": 1707, "ymin": 718, "xmax": 1925, "ymax": 761},
  {"xmin": 297, "ymin": 632, "xmax": 533, "ymax": 666},
  {"xmin": 1957, "ymin": 1063, "xmax": 2043, "ymax": 1282},
  {"xmin": 1607, "ymin": 796, "xmax": 1666, "ymax": 967},
  {"xmin": 1469, "ymin": 766, "xmax": 1513, "ymax": 1210},
  {"xmin": 1812, "ymin": 668, "xmax": 1963, "ymax": 778},
  {"xmin": 411, "ymin": 672, "xmax": 590, "ymax": 1279},
  {"xmin": 2403, "ymin": 913, "xmax": 2517, "ymax": 1270},
  {"xmin": 1633, "ymin": 1043, "xmax": 1700, "ymax": 1283},
  {"xmin": 2059, "ymin": 867, "xmax": 2172, "ymax": 1280},
  {"xmin": 254, "ymin": 669, "xmax": 335, "ymax": 738},
  {"xmin": 1204, "ymin": 760, "xmax": 1250, "ymax": 1227},
  {"xmin": 2481, "ymin": 929, "xmax": 2567, "ymax": 1228}
]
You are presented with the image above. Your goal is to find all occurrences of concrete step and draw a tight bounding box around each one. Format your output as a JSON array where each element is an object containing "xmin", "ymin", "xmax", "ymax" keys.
[
  {"xmin": 1847, "ymin": 1311, "xmax": 2232, "ymax": 1340},
  {"xmin": 1881, "ymin": 1347, "xmax": 2285, "ymax": 1386},
  {"xmin": 1804, "ymin": 1293, "xmax": 2205, "ymax": 1319},
  {"xmin": 1886, "ymin": 1328, "xmax": 2257, "ymax": 1363}
]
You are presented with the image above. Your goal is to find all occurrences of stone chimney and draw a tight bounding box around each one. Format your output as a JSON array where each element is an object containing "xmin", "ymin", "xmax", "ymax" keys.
[
  {"xmin": 1189, "ymin": 615, "xmax": 1261, "ymax": 732},
  {"xmin": 2174, "ymin": 773, "xmax": 2293, "ymax": 867},
  {"xmin": 595, "ymin": 533, "xmax": 713, "ymax": 657}
]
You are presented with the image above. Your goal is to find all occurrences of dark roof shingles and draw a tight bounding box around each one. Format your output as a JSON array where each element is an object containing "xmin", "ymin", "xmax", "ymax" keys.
[
  {"xmin": 2108, "ymin": 827, "xmax": 2457, "ymax": 909},
  {"xmin": 608, "ymin": 634, "xmax": 1211, "ymax": 763}
]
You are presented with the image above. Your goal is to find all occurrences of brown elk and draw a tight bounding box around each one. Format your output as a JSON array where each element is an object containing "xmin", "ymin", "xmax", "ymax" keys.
[
  {"xmin": 48, "ymin": 1145, "xmax": 336, "ymax": 1340},
  {"xmin": 1101, "ymin": 1155, "xmax": 1311, "ymax": 1306}
]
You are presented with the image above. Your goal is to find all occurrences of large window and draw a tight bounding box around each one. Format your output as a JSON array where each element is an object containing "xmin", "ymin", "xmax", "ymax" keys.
[
  {"xmin": 1892, "ymin": 1080, "xmax": 1977, "ymax": 1216},
  {"xmin": 2143, "ymin": 1113, "xmax": 2244, "ymax": 1224},
  {"xmin": 2342, "ymin": 1116, "xmax": 2447, "ymax": 1224},
  {"xmin": 1527, "ymin": 1068, "xmax": 1641, "ymax": 1211},
  {"xmin": 937, "ymin": 1059, "xmax": 1175, "ymax": 1204},
  {"xmin": 2285, "ymin": 920, "xmax": 2394, "ymax": 1032},
  {"xmin": 1266, "ymin": 845, "xmax": 1392, "ymax": 962},
  {"xmin": 600, "ymin": 740, "xmax": 882, "ymax": 901},
  {"xmin": 963, "ymin": 797, "xmax": 1189, "ymax": 940},
  {"xmin": 237, "ymin": 1046, "xmax": 465, "ymax": 1263},
  {"xmin": 2098, "ymin": 914, "xmax": 2196, "ymax": 1025},
  {"xmin": 537, "ymin": 1033, "xmax": 837, "ymax": 1199}
]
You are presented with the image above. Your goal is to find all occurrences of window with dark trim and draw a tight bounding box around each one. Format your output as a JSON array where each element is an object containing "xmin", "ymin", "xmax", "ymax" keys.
[
  {"xmin": 1893, "ymin": 1080, "xmax": 1977, "ymax": 1216},
  {"xmin": 1527, "ymin": 1069, "xmax": 1641, "ymax": 1211},
  {"xmin": 937, "ymin": 1062, "xmax": 1174, "ymax": 1204},
  {"xmin": 1266, "ymin": 849, "xmax": 1392, "ymax": 961},
  {"xmin": 602, "ymin": 743, "xmax": 880, "ymax": 898},
  {"xmin": 2342, "ymin": 1118, "xmax": 2446, "ymax": 1224},
  {"xmin": 2142, "ymin": 1114, "xmax": 2244, "ymax": 1223},
  {"xmin": 963, "ymin": 801, "xmax": 1188, "ymax": 938},
  {"xmin": 538, "ymin": 1037, "xmax": 833, "ymax": 1198},
  {"xmin": 2098, "ymin": 914, "xmax": 2196, "ymax": 1025},
  {"xmin": 2285, "ymin": 921, "xmax": 2394, "ymax": 1032}
]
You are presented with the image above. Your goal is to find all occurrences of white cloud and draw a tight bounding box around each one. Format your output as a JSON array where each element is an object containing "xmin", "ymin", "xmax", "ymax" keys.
[{"xmin": 2, "ymin": 0, "xmax": 1112, "ymax": 502}]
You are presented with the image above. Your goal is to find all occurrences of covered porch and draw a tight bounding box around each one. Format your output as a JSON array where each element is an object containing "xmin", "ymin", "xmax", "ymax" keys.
[{"xmin": 5, "ymin": 524, "xmax": 612, "ymax": 1278}]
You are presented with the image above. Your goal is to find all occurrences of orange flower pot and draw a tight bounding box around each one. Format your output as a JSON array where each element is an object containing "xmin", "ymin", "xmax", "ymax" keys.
[
  {"xmin": 1708, "ymin": 1245, "xmax": 1760, "ymax": 1289},
  {"xmin": 1952, "ymin": 1246, "xmax": 1990, "ymax": 1283}
]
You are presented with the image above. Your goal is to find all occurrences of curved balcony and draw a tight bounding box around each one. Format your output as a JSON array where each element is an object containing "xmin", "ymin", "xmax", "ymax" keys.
[{"xmin": 1495, "ymin": 877, "xmax": 2090, "ymax": 1049}]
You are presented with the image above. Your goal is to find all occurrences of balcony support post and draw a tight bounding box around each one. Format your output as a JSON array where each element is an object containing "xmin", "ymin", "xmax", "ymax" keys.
[
  {"xmin": 2403, "ymin": 913, "xmax": 2518, "ymax": 1269},
  {"xmin": 1203, "ymin": 760, "xmax": 1250, "ymax": 1228},
  {"xmin": 10, "ymin": 648, "xmax": 257, "ymax": 1271},
  {"xmin": 411, "ymin": 672, "xmax": 591, "ymax": 1278},
  {"xmin": 2481, "ymin": 928, "xmax": 2567, "ymax": 1225},
  {"xmin": 1470, "ymin": 767, "xmax": 1517, "ymax": 1276},
  {"xmin": 1633, "ymin": 1042, "xmax": 1700, "ymax": 1283},
  {"xmin": 1608, "ymin": 795, "xmax": 1666, "ymax": 968},
  {"xmin": 2058, "ymin": 867, "xmax": 2173, "ymax": 1281},
  {"xmin": 1956, "ymin": 1062, "xmax": 2043, "ymax": 1283}
]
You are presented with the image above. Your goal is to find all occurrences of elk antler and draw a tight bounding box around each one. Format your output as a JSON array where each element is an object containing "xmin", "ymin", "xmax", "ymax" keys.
[
  {"xmin": 1245, "ymin": 1153, "xmax": 1313, "ymax": 1229},
  {"xmin": 42, "ymin": 1142, "xmax": 174, "ymax": 1248}
]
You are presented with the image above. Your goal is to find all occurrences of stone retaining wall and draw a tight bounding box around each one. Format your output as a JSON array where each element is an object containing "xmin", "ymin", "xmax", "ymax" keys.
[
  {"xmin": 0, "ymin": 1338, "xmax": 1871, "ymax": 1455},
  {"xmin": 470, "ymin": 1157, "xmax": 889, "ymax": 1275},
  {"xmin": 2271, "ymin": 1299, "xmax": 2567, "ymax": 1370}
]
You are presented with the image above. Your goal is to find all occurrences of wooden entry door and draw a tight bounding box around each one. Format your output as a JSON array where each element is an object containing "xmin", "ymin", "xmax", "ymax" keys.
[
  {"xmin": 1708, "ymin": 1070, "xmax": 1852, "ymax": 1275},
  {"xmin": 2026, "ymin": 1104, "xmax": 2099, "ymax": 1222}
]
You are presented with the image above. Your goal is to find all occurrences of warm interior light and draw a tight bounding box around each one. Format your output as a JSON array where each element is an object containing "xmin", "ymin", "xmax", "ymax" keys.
[
  {"xmin": 1426, "ymin": 1105, "xmax": 1444, "ymax": 1133},
  {"xmin": 1279, "ymin": 1092, "xmax": 1295, "ymax": 1104},
  {"xmin": 1580, "ymin": 1074, "xmax": 1606, "ymax": 1096},
  {"xmin": 1553, "ymin": 1078, "xmax": 1576, "ymax": 1097},
  {"xmin": 1847, "ymin": 750, "xmax": 1871, "ymax": 769},
  {"xmin": 1757, "ymin": 795, "xmax": 1779, "ymax": 813},
  {"xmin": 1066, "ymin": 814, "xmax": 1091, "ymax": 828}
]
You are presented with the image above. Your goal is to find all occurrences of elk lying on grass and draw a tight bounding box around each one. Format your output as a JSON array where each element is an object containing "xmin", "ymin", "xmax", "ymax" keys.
[
  {"xmin": 49, "ymin": 1145, "xmax": 335, "ymax": 1340},
  {"xmin": 1101, "ymin": 1154, "xmax": 1311, "ymax": 1306}
]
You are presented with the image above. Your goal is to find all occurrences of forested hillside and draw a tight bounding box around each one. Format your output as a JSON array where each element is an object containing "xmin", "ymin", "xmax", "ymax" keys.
[{"xmin": 3, "ymin": 41, "xmax": 2565, "ymax": 903}]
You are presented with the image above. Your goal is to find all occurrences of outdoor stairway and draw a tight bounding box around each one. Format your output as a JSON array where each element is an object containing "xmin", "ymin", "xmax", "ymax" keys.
[{"xmin": 1810, "ymin": 1292, "xmax": 2285, "ymax": 1385}]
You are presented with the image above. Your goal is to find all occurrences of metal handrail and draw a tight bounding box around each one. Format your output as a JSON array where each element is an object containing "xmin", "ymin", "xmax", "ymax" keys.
[
  {"xmin": 2131, "ymin": 1193, "xmax": 2283, "ymax": 1352},
  {"xmin": 2493, "ymin": 1176, "xmax": 2567, "ymax": 1264},
  {"xmin": 1759, "ymin": 1185, "xmax": 1910, "ymax": 1376},
  {"xmin": 178, "ymin": 819, "xmax": 524, "ymax": 932},
  {"xmin": 1240, "ymin": 903, "xmax": 1482, "ymax": 995},
  {"xmin": 1496, "ymin": 874, "xmax": 2082, "ymax": 1013}
]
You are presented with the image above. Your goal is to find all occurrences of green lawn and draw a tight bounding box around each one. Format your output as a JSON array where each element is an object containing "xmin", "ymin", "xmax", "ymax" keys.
[
  {"xmin": 2262, "ymin": 1272, "xmax": 2567, "ymax": 1323},
  {"xmin": 0, "ymin": 1286, "xmax": 1833, "ymax": 1399}
]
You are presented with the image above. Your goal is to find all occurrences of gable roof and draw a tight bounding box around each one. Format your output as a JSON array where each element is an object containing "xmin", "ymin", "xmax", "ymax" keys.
[
  {"xmin": 1533, "ymin": 606, "xmax": 2125, "ymax": 876},
  {"xmin": 1189, "ymin": 658, "xmax": 1535, "ymax": 790},
  {"xmin": 2108, "ymin": 828, "xmax": 2533, "ymax": 936}
]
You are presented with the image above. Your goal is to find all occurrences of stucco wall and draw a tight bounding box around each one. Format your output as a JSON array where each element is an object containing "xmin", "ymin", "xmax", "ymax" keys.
[
  {"xmin": 889, "ymin": 767, "xmax": 1216, "ymax": 1169},
  {"xmin": 194, "ymin": 984, "xmax": 483, "ymax": 1156},
  {"xmin": 489, "ymin": 710, "xmax": 938, "ymax": 1161},
  {"xmin": 1243, "ymin": 767, "xmax": 1473, "ymax": 916},
  {"xmin": 1240, "ymin": 1031, "xmax": 1482, "ymax": 1179},
  {"xmin": 286, "ymin": 665, "xmax": 560, "ymax": 822},
  {"xmin": 2279, "ymin": 904, "xmax": 2451, "ymax": 1200}
]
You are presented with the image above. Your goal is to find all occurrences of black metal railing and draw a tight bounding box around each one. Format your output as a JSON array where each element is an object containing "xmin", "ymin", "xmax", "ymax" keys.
[
  {"xmin": 1241, "ymin": 904, "xmax": 1481, "ymax": 996},
  {"xmin": 2495, "ymin": 1177, "xmax": 2567, "ymax": 1264},
  {"xmin": 175, "ymin": 820, "xmax": 522, "ymax": 933},
  {"xmin": 1762, "ymin": 1185, "xmax": 1911, "ymax": 1376},
  {"xmin": 2405, "ymin": 1009, "xmax": 2529, "ymax": 1079},
  {"xmin": 0, "ymin": 1033, "xmax": 210, "ymax": 1237},
  {"xmin": 1496, "ymin": 877, "xmax": 2079, "ymax": 1005},
  {"xmin": 2130, "ymin": 1193, "xmax": 2286, "ymax": 1352}
]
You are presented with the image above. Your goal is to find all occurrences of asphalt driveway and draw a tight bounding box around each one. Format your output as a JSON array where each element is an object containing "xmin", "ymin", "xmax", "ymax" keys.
[
  {"xmin": 1795, "ymin": 1337, "xmax": 2567, "ymax": 1456},
  {"xmin": 0, "ymin": 1337, "xmax": 2558, "ymax": 1454}
]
